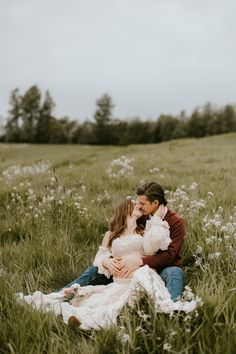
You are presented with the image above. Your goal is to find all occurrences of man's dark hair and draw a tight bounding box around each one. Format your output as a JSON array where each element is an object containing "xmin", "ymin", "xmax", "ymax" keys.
[{"xmin": 136, "ymin": 182, "xmax": 167, "ymax": 206}]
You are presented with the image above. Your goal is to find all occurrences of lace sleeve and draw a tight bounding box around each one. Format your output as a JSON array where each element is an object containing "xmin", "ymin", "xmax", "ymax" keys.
[
  {"xmin": 93, "ymin": 246, "xmax": 112, "ymax": 278},
  {"xmin": 143, "ymin": 215, "xmax": 171, "ymax": 255}
]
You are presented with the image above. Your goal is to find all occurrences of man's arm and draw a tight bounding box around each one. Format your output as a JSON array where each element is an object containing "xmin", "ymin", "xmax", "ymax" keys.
[{"xmin": 141, "ymin": 217, "xmax": 185, "ymax": 271}]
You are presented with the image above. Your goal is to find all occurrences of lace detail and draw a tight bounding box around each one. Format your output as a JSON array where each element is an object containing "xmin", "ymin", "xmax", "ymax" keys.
[
  {"xmin": 93, "ymin": 246, "xmax": 112, "ymax": 278},
  {"xmin": 111, "ymin": 234, "xmax": 144, "ymax": 257},
  {"xmin": 143, "ymin": 215, "xmax": 171, "ymax": 255}
]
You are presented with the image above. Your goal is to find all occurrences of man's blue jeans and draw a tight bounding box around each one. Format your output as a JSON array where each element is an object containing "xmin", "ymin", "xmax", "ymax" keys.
[
  {"xmin": 63, "ymin": 265, "xmax": 184, "ymax": 301},
  {"xmin": 63, "ymin": 266, "xmax": 99, "ymax": 289},
  {"xmin": 159, "ymin": 266, "xmax": 184, "ymax": 301}
]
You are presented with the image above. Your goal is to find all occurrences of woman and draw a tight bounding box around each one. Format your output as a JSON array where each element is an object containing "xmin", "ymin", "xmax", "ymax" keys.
[{"xmin": 16, "ymin": 199, "xmax": 196, "ymax": 330}]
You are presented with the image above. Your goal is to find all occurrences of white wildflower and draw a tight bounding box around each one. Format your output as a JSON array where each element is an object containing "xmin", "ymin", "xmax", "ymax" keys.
[
  {"xmin": 0, "ymin": 268, "xmax": 7, "ymax": 277},
  {"xmin": 189, "ymin": 182, "xmax": 198, "ymax": 191},
  {"xmin": 149, "ymin": 167, "xmax": 160, "ymax": 174},
  {"xmin": 190, "ymin": 199, "xmax": 206, "ymax": 209},
  {"xmin": 195, "ymin": 296, "xmax": 203, "ymax": 306},
  {"xmin": 106, "ymin": 156, "xmax": 134, "ymax": 179},
  {"xmin": 2, "ymin": 161, "xmax": 51, "ymax": 182},
  {"xmin": 137, "ymin": 310, "xmax": 150, "ymax": 321},
  {"xmin": 205, "ymin": 236, "xmax": 222, "ymax": 244},
  {"xmin": 119, "ymin": 333, "xmax": 130, "ymax": 344},
  {"xmin": 195, "ymin": 245, "xmax": 203, "ymax": 254},
  {"xmin": 170, "ymin": 330, "xmax": 177, "ymax": 337},
  {"xmin": 208, "ymin": 252, "xmax": 221, "ymax": 260},
  {"xmin": 195, "ymin": 257, "xmax": 203, "ymax": 266},
  {"xmin": 183, "ymin": 286, "xmax": 195, "ymax": 301},
  {"xmin": 184, "ymin": 315, "xmax": 192, "ymax": 322},
  {"xmin": 207, "ymin": 192, "xmax": 214, "ymax": 198},
  {"xmin": 163, "ymin": 343, "xmax": 171, "ymax": 351},
  {"xmin": 221, "ymin": 223, "xmax": 234, "ymax": 234}
]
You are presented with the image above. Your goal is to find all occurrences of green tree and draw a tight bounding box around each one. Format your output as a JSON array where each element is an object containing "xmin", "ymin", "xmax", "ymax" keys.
[
  {"xmin": 5, "ymin": 89, "xmax": 22, "ymax": 142},
  {"xmin": 110, "ymin": 120, "xmax": 128, "ymax": 145},
  {"xmin": 70, "ymin": 121, "xmax": 95, "ymax": 144},
  {"xmin": 93, "ymin": 93, "xmax": 114, "ymax": 144},
  {"xmin": 35, "ymin": 91, "xmax": 55, "ymax": 143},
  {"xmin": 187, "ymin": 109, "xmax": 207, "ymax": 137},
  {"xmin": 4, "ymin": 86, "xmax": 57, "ymax": 143},
  {"xmin": 49, "ymin": 117, "xmax": 77, "ymax": 144},
  {"xmin": 154, "ymin": 115, "xmax": 180, "ymax": 142},
  {"xmin": 121, "ymin": 119, "xmax": 152, "ymax": 145},
  {"xmin": 222, "ymin": 105, "xmax": 236, "ymax": 133},
  {"xmin": 21, "ymin": 85, "xmax": 41, "ymax": 142}
]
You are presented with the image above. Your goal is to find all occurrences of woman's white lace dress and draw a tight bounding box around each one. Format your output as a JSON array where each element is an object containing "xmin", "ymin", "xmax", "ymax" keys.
[{"xmin": 16, "ymin": 217, "xmax": 197, "ymax": 330}]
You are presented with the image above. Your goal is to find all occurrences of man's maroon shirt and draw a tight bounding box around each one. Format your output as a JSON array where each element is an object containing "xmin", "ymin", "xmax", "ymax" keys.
[{"xmin": 140, "ymin": 209, "xmax": 185, "ymax": 272}]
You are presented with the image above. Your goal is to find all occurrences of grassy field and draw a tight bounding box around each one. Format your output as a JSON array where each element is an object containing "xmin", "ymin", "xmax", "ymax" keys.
[{"xmin": 0, "ymin": 134, "xmax": 236, "ymax": 354}]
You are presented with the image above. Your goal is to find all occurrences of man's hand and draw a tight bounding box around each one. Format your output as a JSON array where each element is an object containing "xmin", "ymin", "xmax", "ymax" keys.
[
  {"xmin": 118, "ymin": 254, "xmax": 143, "ymax": 277},
  {"xmin": 102, "ymin": 257, "xmax": 122, "ymax": 276}
]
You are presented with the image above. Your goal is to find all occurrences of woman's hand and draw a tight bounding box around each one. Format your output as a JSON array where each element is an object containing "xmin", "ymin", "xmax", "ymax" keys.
[
  {"xmin": 154, "ymin": 204, "xmax": 167, "ymax": 220},
  {"xmin": 63, "ymin": 287, "xmax": 76, "ymax": 297}
]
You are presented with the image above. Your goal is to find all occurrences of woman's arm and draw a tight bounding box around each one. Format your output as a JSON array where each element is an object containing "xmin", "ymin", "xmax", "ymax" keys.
[
  {"xmin": 143, "ymin": 215, "xmax": 171, "ymax": 255},
  {"xmin": 142, "ymin": 215, "xmax": 185, "ymax": 270},
  {"xmin": 101, "ymin": 231, "xmax": 110, "ymax": 248},
  {"xmin": 93, "ymin": 231, "xmax": 121, "ymax": 277},
  {"xmin": 93, "ymin": 232, "xmax": 112, "ymax": 278}
]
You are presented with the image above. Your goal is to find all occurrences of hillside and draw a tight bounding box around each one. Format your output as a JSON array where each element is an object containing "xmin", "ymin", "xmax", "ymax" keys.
[{"xmin": 0, "ymin": 133, "xmax": 235, "ymax": 353}]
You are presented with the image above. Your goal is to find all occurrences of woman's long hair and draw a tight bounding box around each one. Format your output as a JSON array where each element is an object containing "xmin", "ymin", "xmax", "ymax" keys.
[{"xmin": 107, "ymin": 199, "xmax": 144, "ymax": 248}]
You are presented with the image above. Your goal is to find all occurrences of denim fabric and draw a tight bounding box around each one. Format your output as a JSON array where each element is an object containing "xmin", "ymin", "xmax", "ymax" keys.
[
  {"xmin": 159, "ymin": 266, "xmax": 184, "ymax": 301},
  {"xmin": 63, "ymin": 266, "xmax": 99, "ymax": 288}
]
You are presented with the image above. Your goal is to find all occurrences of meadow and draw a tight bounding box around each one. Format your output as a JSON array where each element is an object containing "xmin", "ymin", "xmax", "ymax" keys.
[{"xmin": 0, "ymin": 133, "xmax": 236, "ymax": 354}]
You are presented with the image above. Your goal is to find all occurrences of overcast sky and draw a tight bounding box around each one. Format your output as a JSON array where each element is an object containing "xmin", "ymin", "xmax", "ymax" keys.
[{"xmin": 1, "ymin": 0, "xmax": 236, "ymax": 122}]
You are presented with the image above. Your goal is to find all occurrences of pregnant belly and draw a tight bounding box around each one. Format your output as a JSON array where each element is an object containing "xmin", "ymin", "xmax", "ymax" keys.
[{"xmin": 112, "ymin": 271, "xmax": 134, "ymax": 280}]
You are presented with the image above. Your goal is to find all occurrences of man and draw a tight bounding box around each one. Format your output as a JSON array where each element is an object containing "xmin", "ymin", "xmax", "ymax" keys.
[{"xmin": 64, "ymin": 182, "xmax": 185, "ymax": 301}]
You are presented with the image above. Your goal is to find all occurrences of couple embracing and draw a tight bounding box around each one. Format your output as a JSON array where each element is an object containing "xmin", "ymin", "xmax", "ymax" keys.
[{"xmin": 17, "ymin": 182, "xmax": 197, "ymax": 330}]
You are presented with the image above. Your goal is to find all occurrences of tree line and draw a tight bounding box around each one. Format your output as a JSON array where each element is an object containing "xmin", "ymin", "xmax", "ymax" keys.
[{"xmin": 1, "ymin": 85, "xmax": 236, "ymax": 144}]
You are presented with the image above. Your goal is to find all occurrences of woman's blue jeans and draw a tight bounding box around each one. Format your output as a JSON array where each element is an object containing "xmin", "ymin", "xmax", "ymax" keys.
[{"xmin": 63, "ymin": 265, "xmax": 184, "ymax": 301}]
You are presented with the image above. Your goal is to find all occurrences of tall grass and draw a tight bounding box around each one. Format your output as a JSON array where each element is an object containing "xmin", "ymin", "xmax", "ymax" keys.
[{"xmin": 0, "ymin": 134, "xmax": 236, "ymax": 353}]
